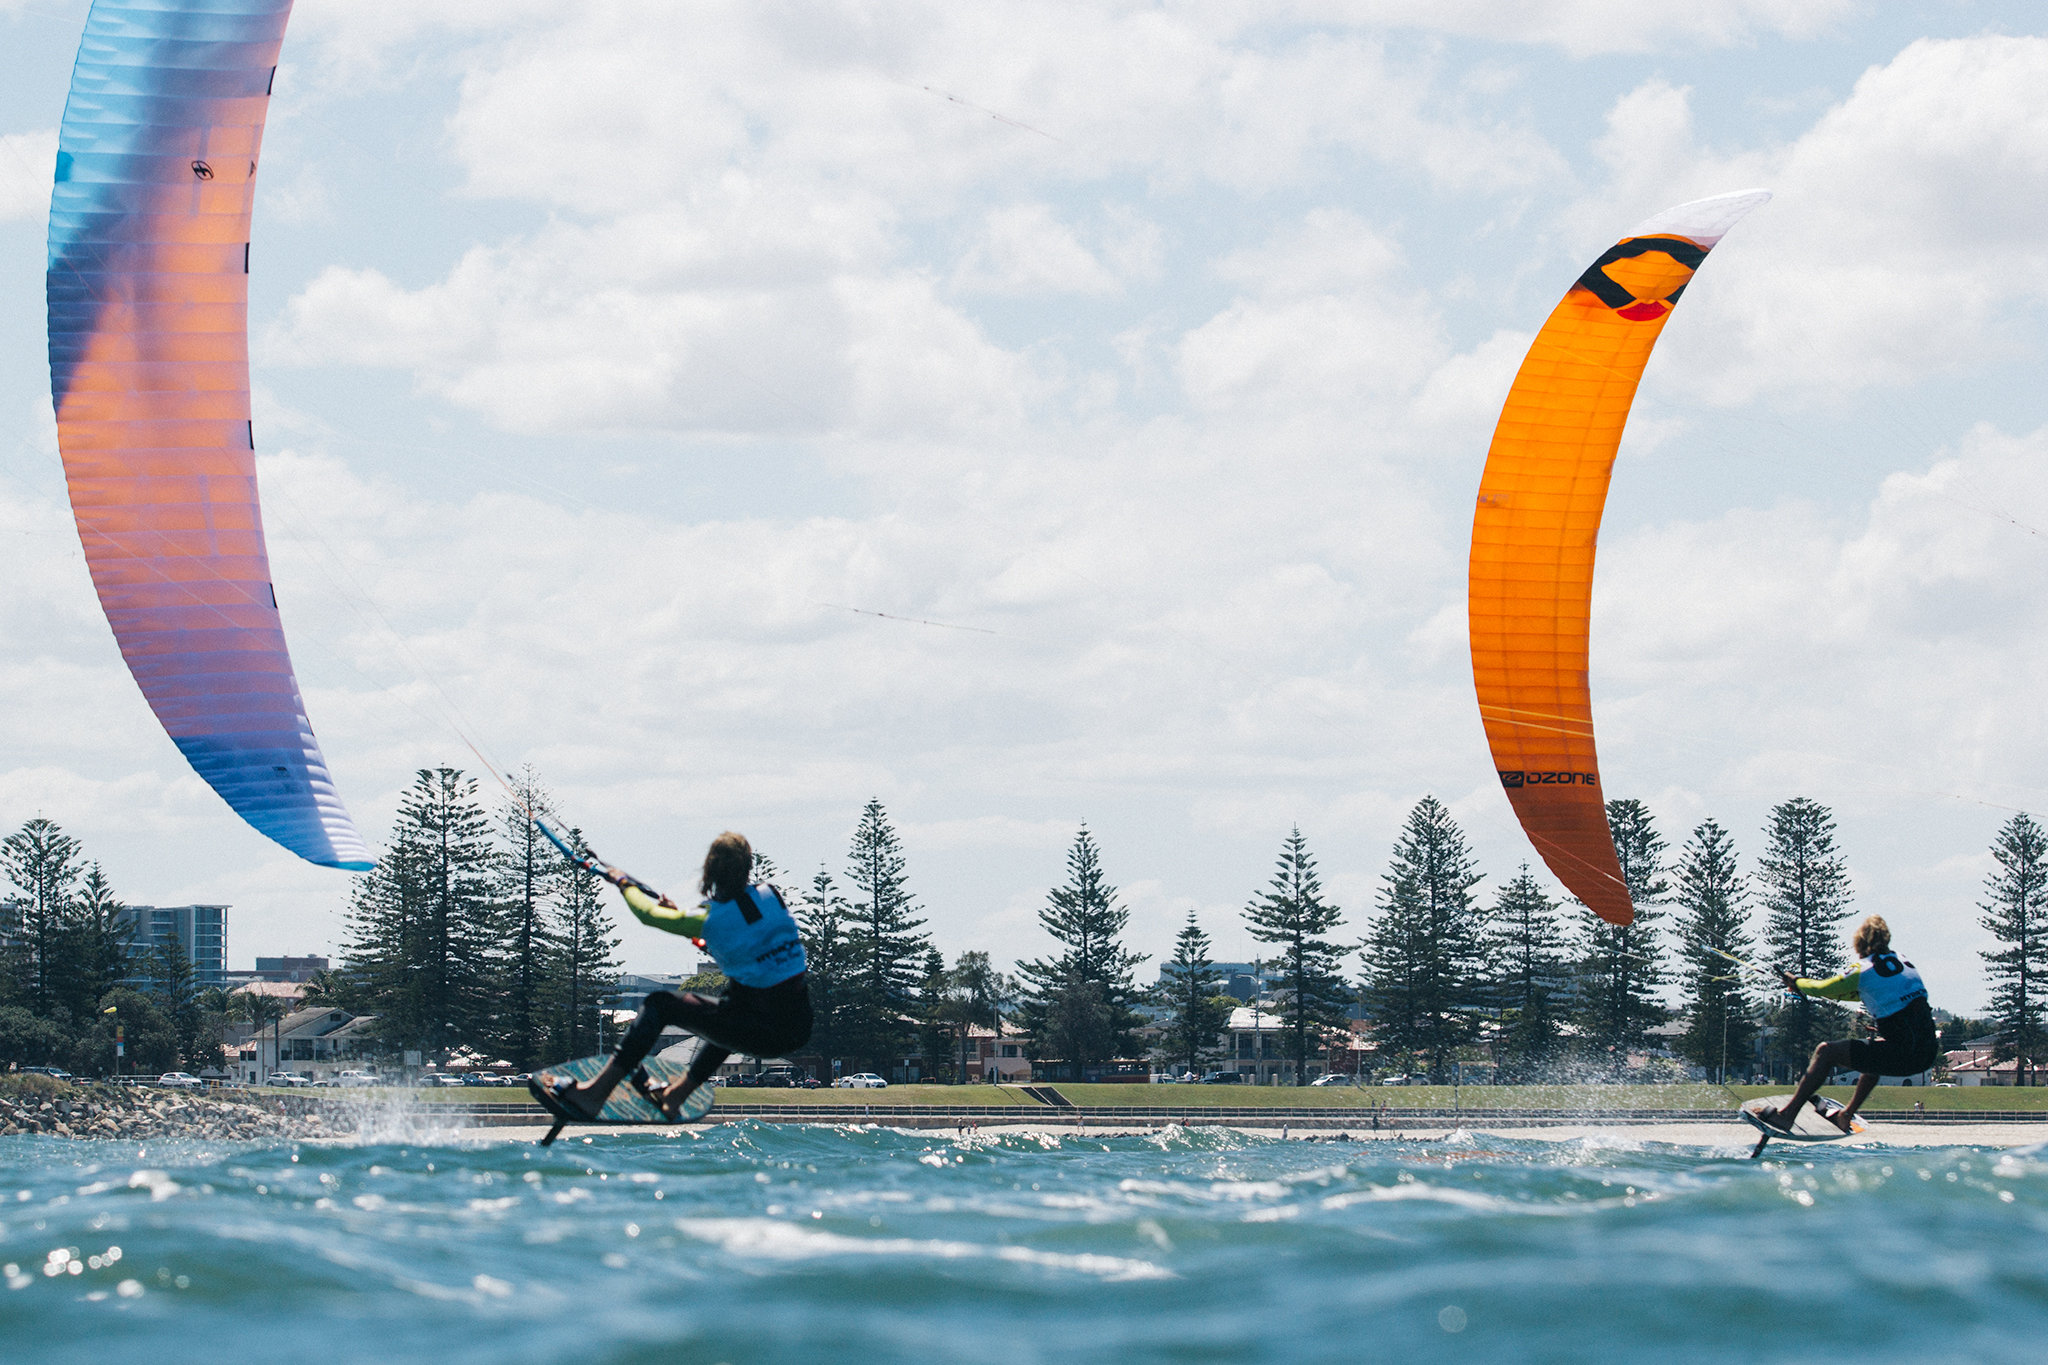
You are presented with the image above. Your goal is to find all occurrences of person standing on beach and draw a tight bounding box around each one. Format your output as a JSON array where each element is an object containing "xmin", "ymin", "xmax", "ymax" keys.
[
  {"xmin": 535, "ymin": 831, "xmax": 811, "ymax": 1122},
  {"xmin": 1758, "ymin": 916, "xmax": 1937, "ymax": 1133}
]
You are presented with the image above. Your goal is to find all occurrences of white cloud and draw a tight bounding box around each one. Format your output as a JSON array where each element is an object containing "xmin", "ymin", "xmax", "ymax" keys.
[
  {"xmin": 1178, "ymin": 211, "xmax": 1447, "ymax": 417},
  {"xmin": 1593, "ymin": 421, "xmax": 2048, "ymax": 997},
  {"xmin": 0, "ymin": 127, "xmax": 54, "ymax": 222},
  {"xmin": 1575, "ymin": 37, "xmax": 2048, "ymax": 406},
  {"xmin": 1269, "ymin": 0, "xmax": 1853, "ymax": 57},
  {"xmin": 267, "ymin": 2, "xmax": 1567, "ymax": 441},
  {"xmin": 951, "ymin": 204, "xmax": 1122, "ymax": 297}
]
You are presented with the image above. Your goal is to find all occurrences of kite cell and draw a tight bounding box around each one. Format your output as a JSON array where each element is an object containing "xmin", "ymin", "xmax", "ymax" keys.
[
  {"xmin": 1469, "ymin": 189, "xmax": 1769, "ymax": 925},
  {"xmin": 47, "ymin": 0, "xmax": 371, "ymax": 870}
]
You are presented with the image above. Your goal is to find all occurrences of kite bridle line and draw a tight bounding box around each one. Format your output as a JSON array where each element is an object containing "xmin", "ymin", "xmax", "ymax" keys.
[{"xmin": 1684, "ymin": 939, "xmax": 1806, "ymax": 1001}]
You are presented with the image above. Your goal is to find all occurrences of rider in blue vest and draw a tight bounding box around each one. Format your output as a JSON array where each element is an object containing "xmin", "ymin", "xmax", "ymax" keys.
[
  {"xmin": 538, "ymin": 831, "xmax": 810, "ymax": 1122},
  {"xmin": 1758, "ymin": 916, "xmax": 1936, "ymax": 1133}
]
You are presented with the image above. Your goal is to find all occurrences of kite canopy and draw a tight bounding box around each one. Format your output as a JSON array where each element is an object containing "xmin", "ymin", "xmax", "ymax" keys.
[
  {"xmin": 47, "ymin": 0, "xmax": 371, "ymax": 870},
  {"xmin": 1468, "ymin": 189, "xmax": 1769, "ymax": 925}
]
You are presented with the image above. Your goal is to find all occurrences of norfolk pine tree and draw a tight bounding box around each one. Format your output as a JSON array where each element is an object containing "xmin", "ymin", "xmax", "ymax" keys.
[
  {"xmin": 495, "ymin": 768, "xmax": 560, "ymax": 1069},
  {"xmin": 1017, "ymin": 826, "xmax": 1146, "ymax": 1070},
  {"xmin": 1485, "ymin": 867, "xmax": 1567, "ymax": 1080},
  {"xmin": 1756, "ymin": 797, "xmax": 1854, "ymax": 1071},
  {"xmin": 0, "ymin": 817, "xmax": 86, "ymax": 1017},
  {"xmin": 796, "ymin": 866, "xmax": 855, "ymax": 1065},
  {"xmin": 841, "ymin": 800, "xmax": 931, "ymax": 1068},
  {"xmin": 1153, "ymin": 911, "xmax": 1233, "ymax": 1078},
  {"xmin": 1243, "ymin": 828, "xmax": 1350, "ymax": 1084},
  {"xmin": 344, "ymin": 768, "xmax": 503, "ymax": 1056},
  {"xmin": 149, "ymin": 934, "xmax": 218, "ymax": 1071},
  {"xmin": 1980, "ymin": 812, "xmax": 2048, "ymax": 1086},
  {"xmin": 1673, "ymin": 819, "xmax": 1757, "ymax": 1081},
  {"xmin": 1573, "ymin": 798, "xmax": 1669, "ymax": 1075},
  {"xmin": 548, "ymin": 831, "xmax": 622, "ymax": 1060},
  {"xmin": 59, "ymin": 863, "xmax": 131, "ymax": 1023},
  {"xmin": 1362, "ymin": 797, "xmax": 1485, "ymax": 1080}
]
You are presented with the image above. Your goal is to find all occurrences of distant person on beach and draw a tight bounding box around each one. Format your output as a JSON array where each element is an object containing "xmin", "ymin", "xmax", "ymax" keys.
[
  {"xmin": 537, "ymin": 831, "xmax": 811, "ymax": 1122},
  {"xmin": 1758, "ymin": 916, "xmax": 1936, "ymax": 1134}
]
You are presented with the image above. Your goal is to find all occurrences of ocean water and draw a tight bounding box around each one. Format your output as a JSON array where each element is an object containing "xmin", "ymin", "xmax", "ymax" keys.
[{"xmin": 1, "ymin": 1120, "xmax": 2043, "ymax": 1364}]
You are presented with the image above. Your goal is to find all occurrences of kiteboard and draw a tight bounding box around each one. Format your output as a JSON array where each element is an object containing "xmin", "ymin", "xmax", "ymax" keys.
[
  {"xmin": 528, "ymin": 1053, "xmax": 714, "ymax": 1147},
  {"xmin": 1739, "ymin": 1094, "xmax": 1868, "ymax": 1158}
]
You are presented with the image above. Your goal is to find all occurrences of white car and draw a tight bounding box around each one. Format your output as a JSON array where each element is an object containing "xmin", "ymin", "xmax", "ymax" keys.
[
  {"xmin": 156, "ymin": 1072, "xmax": 203, "ymax": 1088},
  {"xmin": 1310, "ymin": 1073, "xmax": 1356, "ymax": 1087},
  {"xmin": 264, "ymin": 1072, "xmax": 313, "ymax": 1087},
  {"xmin": 335, "ymin": 1070, "xmax": 379, "ymax": 1088},
  {"xmin": 834, "ymin": 1073, "xmax": 889, "ymax": 1089}
]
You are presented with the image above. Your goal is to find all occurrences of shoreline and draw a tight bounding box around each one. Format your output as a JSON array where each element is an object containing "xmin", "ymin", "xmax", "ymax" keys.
[{"xmin": 466, "ymin": 1116, "xmax": 2048, "ymax": 1149}]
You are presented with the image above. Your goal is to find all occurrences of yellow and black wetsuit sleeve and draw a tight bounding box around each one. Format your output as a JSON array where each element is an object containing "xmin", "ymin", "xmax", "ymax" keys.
[
  {"xmin": 620, "ymin": 884, "xmax": 708, "ymax": 939},
  {"xmin": 1792, "ymin": 967, "xmax": 1862, "ymax": 1002}
]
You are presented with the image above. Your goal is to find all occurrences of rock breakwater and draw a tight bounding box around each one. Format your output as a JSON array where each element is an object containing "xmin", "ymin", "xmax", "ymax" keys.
[{"xmin": 0, "ymin": 1081, "xmax": 331, "ymax": 1141}]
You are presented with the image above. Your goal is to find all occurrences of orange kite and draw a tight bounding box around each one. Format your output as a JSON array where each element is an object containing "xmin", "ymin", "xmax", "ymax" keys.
[{"xmin": 1469, "ymin": 190, "xmax": 1769, "ymax": 925}]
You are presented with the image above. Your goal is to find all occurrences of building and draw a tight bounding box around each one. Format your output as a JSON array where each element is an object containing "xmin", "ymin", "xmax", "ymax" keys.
[
  {"xmin": 1219, "ymin": 1005, "xmax": 1351, "ymax": 1084},
  {"xmin": 1158, "ymin": 959, "xmax": 1278, "ymax": 1004},
  {"xmin": 608, "ymin": 972, "xmax": 685, "ymax": 1013},
  {"xmin": 252, "ymin": 955, "xmax": 328, "ymax": 983},
  {"xmin": 1946, "ymin": 1048, "xmax": 2030, "ymax": 1086},
  {"xmin": 115, "ymin": 904, "xmax": 227, "ymax": 991},
  {"xmin": 963, "ymin": 1023, "xmax": 1033, "ymax": 1084},
  {"xmin": 236, "ymin": 1006, "xmax": 384, "ymax": 1083}
]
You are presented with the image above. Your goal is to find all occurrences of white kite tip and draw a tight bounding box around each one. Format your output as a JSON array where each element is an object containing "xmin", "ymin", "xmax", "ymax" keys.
[{"xmin": 1629, "ymin": 188, "xmax": 1771, "ymax": 247}]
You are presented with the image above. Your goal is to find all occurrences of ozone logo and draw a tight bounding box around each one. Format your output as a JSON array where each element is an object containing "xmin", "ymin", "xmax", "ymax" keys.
[{"xmin": 1499, "ymin": 770, "xmax": 1598, "ymax": 788}]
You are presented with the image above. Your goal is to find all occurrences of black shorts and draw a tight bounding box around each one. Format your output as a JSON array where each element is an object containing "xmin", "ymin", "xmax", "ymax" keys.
[{"xmin": 1845, "ymin": 997, "xmax": 1937, "ymax": 1077}]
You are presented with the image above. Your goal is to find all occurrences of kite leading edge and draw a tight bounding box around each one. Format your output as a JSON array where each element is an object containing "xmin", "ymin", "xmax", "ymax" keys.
[
  {"xmin": 1469, "ymin": 189, "xmax": 1770, "ymax": 925},
  {"xmin": 47, "ymin": 0, "xmax": 370, "ymax": 870}
]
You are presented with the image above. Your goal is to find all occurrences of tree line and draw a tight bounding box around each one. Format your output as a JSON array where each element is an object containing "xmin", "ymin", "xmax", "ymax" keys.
[
  {"xmin": 0, "ymin": 817, "xmax": 242, "ymax": 1075},
  {"xmin": 5, "ymin": 776, "xmax": 2044, "ymax": 1086}
]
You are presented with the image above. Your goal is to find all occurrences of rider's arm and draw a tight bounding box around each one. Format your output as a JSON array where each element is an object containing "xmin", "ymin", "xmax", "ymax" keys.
[
  {"xmin": 1790, "ymin": 967, "xmax": 1862, "ymax": 1002},
  {"xmin": 620, "ymin": 884, "xmax": 708, "ymax": 939}
]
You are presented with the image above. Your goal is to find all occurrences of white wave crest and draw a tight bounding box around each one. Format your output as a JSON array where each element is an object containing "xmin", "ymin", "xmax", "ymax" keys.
[{"xmin": 674, "ymin": 1217, "xmax": 1174, "ymax": 1280}]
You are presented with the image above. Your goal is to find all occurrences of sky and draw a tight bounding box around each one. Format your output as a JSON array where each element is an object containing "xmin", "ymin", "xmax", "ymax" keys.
[{"xmin": 3, "ymin": 0, "xmax": 2047, "ymax": 1011}]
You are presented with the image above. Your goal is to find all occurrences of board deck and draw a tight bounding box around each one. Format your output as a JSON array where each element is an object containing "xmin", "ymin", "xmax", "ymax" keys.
[
  {"xmin": 1740, "ymin": 1094, "xmax": 1868, "ymax": 1143},
  {"xmin": 529, "ymin": 1052, "xmax": 714, "ymax": 1144}
]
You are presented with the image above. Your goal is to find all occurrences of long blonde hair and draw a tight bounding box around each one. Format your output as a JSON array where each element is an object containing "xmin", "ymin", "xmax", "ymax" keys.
[
  {"xmin": 1853, "ymin": 915, "xmax": 1891, "ymax": 958},
  {"xmin": 700, "ymin": 831, "xmax": 753, "ymax": 903}
]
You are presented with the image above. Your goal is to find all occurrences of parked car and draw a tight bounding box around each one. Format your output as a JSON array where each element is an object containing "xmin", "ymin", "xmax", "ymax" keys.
[
  {"xmin": 264, "ymin": 1071, "xmax": 313, "ymax": 1087},
  {"xmin": 19, "ymin": 1066, "xmax": 72, "ymax": 1080},
  {"xmin": 157, "ymin": 1072, "xmax": 203, "ymax": 1088},
  {"xmin": 1200, "ymin": 1071, "xmax": 1243, "ymax": 1085},
  {"xmin": 755, "ymin": 1066, "xmax": 812, "ymax": 1088},
  {"xmin": 336, "ymin": 1070, "xmax": 380, "ymax": 1088},
  {"xmin": 417, "ymin": 1073, "xmax": 467, "ymax": 1088},
  {"xmin": 1377, "ymin": 1074, "xmax": 1411, "ymax": 1086},
  {"xmin": 1310, "ymin": 1073, "xmax": 1356, "ymax": 1088},
  {"xmin": 834, "ymin": 1073, "xmax": 888, "ymax": 1089},
  {"xmin": 461, "ymin": 1072, "xmax": 504, "ymax": 1086}
]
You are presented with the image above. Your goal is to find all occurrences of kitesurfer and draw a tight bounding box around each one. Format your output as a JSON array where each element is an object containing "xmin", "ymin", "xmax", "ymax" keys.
[
  {"xmin": 539, "ymin": 831, "xmax": 810, "ymax": 1121},
  {"xmin": 1758, "ymin": 916, "xmax": 1936, "ymax": 1134}
]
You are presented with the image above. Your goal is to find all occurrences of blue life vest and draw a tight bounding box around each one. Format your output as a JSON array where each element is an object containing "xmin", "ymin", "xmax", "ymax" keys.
[
  {"xmin": 1855, "ymin": 951, "xmax": 1926, "ymax": 1019},
  {"xmin": 703, "ymin": 883, "xmax": 807, "ymax": 988}
]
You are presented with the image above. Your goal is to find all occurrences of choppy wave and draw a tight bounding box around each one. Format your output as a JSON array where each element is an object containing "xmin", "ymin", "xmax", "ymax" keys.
[{"xmin": 2, "ymin": 1122, "xmax": 2045, "ymax": 1363}]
